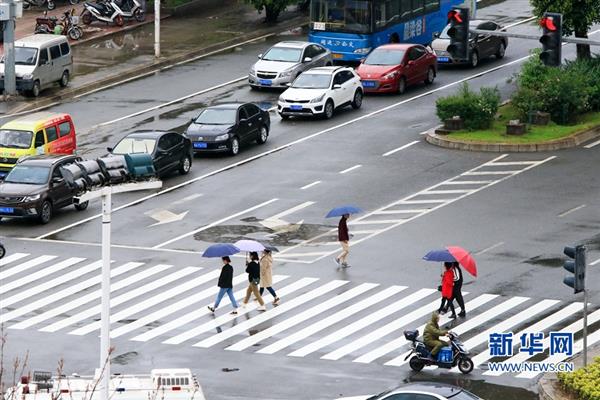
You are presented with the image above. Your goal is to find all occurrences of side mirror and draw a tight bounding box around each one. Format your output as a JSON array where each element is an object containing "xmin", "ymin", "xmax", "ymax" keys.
[
  {"xmin": 433, "ymin": 31, "xmax": 440, "ymax": 38},
  {"xmin": 190, "ymin": 117, "xmax": 195, "ymax": 123},
  {"xmin": 257, "ymin": 53, "xmax": 263, "ymax": 59},
  {"xmin": 333, "ymin": 84, "xmax": 342, "ymax": 90},
  {"xmin": 106, "ymin": 147, "xmax": 113, "ymax": 153},
  {"xmin": 303, "ymin": 56, "xmax": 312, "ymax": 63},
  {"xmin": 407, "ymin": 60, "xmax": 415, "ymax": 67}
]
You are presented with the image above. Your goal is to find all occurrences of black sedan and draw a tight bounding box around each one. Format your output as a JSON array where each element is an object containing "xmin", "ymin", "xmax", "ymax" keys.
[
  {"xmin": 108, "ymin": 131, "xmax": 192, "ymax": 178},
  {"xmin": 186, "ymin": 103, "xmax": 270, "ymax": 156}
]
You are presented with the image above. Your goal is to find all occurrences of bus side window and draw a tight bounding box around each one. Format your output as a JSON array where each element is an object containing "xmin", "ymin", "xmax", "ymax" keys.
[
  {"xmin": 400, "ymin": 0, "xmax": 412, "ymax": 20},
  {"xmin": 424, "ymin": 0, "xmax": 439, "ymax": 12},
  {"xmin": 35, "ymin": 131, "xmax": 45, "ymax": 148},
  {"xmin": 58, "ymin": 121, "xmax": 71, "ymax": 137},
  {"xmin": 412, "ymin": 0, "xmax": 424, "ymax": 16},
  {"xmin": 46, "ymin": 126, "xmax": 58, "ymax": 143}
]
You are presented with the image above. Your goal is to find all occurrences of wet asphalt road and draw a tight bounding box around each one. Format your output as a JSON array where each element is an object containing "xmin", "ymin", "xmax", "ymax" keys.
[{"xmin": 2, "ymin": 0, "xmax": 600, "ymax": 398}]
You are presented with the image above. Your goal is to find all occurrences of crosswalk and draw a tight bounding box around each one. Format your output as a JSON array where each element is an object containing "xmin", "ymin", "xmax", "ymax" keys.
[{"xmin": 1, "ymin": 252, "xmax": 593, "ymax": 378}]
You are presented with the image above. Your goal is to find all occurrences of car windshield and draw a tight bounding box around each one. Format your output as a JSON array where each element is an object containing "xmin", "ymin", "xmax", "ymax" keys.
[
  {"xmin": 112, "ymin": 138, "xmax": 157, "ymax": 154},
  {"xmin": 292, "ymin": 73, "xmax": 331, "ymax": 89},
  {"xmin": 0, "ymin": 47, "xmax": 38, "ymax": 66},
  {"xmin": 0, "ymin": 129, "xmax": 33, "ymax": 149},
  {"xmin": 311, "ymin": 0, "xmax": 372, "ymax": 34},
  {"xmin": 5, "ymin": 165, "xmax": 50, "ymax": 185},
  {"xmin": 262, "ymin": 47, "xmax": 303, "ymax": 62},
  {"xmin": 365, "ymin": 389, "xmax": 392, "ymax": 400},
  {"xmin": 365, "ymin": 49, "xmax": 406, "ymax": 65},
  {"xmin": 194, "ymin": 109, "xmax": 237, "ymax": 125}
]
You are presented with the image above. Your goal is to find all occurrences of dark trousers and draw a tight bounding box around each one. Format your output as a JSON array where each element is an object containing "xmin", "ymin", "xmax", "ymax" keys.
[
  {"xmin": 439, "ymin": 297, "xmax": 455, "ymax": 315},
  {"xmin": 260, "ymin": 287, "xmax": 277, "ymax": 298},
  {"xmin": 452, "ymin": 283, "xmax": 465, "ymax": 311}
]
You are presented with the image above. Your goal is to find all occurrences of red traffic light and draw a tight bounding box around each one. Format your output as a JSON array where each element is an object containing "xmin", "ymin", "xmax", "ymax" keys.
[
  {"xmin": 447, "ymin": 10, "xmax": 463, "ymax": 23},
  {"xmin": 540, "ymin": 16, "xmax": 557, "ymax": 31}
]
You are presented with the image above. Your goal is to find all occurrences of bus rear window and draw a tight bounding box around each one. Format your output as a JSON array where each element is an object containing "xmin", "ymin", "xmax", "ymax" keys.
[{"xmin": 311, "ymin": 0, "xmax": 372, "ymax": 34}]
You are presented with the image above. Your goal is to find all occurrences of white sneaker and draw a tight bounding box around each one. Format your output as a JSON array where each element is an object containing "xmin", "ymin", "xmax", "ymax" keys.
[
  {"xmin": 241, "ymin": 302, "xmax": 248, "ymax": 308},
  {"xmin": 257, "ymin": 305, "xmax": 267, "ymax": 311}
]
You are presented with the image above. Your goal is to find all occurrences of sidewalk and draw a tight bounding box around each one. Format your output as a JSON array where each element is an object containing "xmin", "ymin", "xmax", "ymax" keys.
[{"xmin": 538, "ymin": 345, "xmax": 600, "ymax": 400}]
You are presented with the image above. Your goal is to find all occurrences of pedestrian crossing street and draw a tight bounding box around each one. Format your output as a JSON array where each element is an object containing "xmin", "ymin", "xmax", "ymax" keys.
[{"xmin": 1, "ymin": 251, "xmax": 592, "ymax": 378}]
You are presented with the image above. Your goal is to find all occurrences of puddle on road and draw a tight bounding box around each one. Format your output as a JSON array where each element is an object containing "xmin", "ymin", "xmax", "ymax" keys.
[
  {"xmin": 112, "ymin": 351, "xmax": 139, "ymax": 365},
  {"xmin": 524, "ymin": 255, "xmax": 563, "ymax": 268}
]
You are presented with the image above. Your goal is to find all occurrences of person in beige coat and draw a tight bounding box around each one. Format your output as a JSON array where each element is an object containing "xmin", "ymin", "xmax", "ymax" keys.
[{"xmin": 259, "ymin": 249, "xmax": 280, "ymax": 305}]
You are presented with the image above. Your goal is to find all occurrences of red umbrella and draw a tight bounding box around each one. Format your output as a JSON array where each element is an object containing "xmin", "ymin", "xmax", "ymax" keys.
[{"xmin": 447, "ymin": 246, "xmax": 477, "ymax": 277}]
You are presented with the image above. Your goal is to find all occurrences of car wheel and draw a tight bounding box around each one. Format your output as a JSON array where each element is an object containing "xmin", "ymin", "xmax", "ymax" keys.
[
  {"xmin": 496, "ymin": 42, "xmax": 506, "ymax": 59},
  {"xmin": 256, "ymin": 125, "xmax": 268, "ymax": 144},
  {"xmin": 134, "ymin": 8, "xmax": 145, "ymax": 22},
  {"xmin": 68, "ymin": 26, "xmax": 83, "ymax": 41},
  {"xmin": 424, "ymin": 66, "xmax": 435, "ymax": 84},
  {"xmin": 74, "ymin": 201, "xmax": 89, "ymax": 211},
  {"xmin": 59, "ymin": 71, "xmax": 69, "ymax": 87},
  {"xmin": 470, "ymin": 50, "xmax": 479, "ymax": 68},
  {"xmin": 38, "ymin": 200, "xmax": 52, "ymax": 224},
  {"xmin": 279, "ymin": 113, "xmax": 289, "ymax": 120},
  {"xmin": 397, "ymin": 77, "xmax": 406, "ymax": 95},
  {"xmin": 351, "ymin": 89, "xmax": 363, "ymax": 109},
  {"xmin": 323, "ymin": 99, "xmax": 334, "ymax": 119},
  {"xmin": 30, "ymin": 80, "xmax": 41, "ymax": 97},
  {"xmin": 229, "ymin": 137, "xmax": 240, "ymax": 156},
  {"xmin": 47, "ymin": 0, "xmax": 55, "ymax": 10},
  {"xmin": 178, "ymin": 155, "xmax": 192, "ymax": 175}
]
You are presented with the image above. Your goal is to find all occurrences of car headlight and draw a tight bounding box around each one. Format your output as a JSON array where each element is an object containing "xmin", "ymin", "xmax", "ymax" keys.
[
  {"xmin": 310, "ymin": 93, "xmax": 325, "ymax": 103},
  {"xmin": 24, "ymin": 194, "xmax": 41, "ymax": 202},
  {"xmin": 383, "ymin": 71, "xmax": 398, "ymax": 80},
  {"xmin": 215, "ymin": 134, "xmax": 229, "ymax": 141},
  {"xmin": 353, "ymin": 47, "xmax": 372, "ymax": 54},
  {"xmin": 279, "ymin": 69, "xmax": 294, "ymax": 78},
  {"xmin": 22, "ymin": 73, "xmax": 33, "ymax": 80},
  {"xmin": 278, "ymin": 95, "xmax": 285, "ymax": 103}
]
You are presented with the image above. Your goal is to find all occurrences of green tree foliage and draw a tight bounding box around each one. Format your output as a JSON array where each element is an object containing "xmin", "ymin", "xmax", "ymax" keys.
[
  {"xmin": 436, "ymin": 83, "xmax": 501, "ymax": 130},
  {"xmin": 245, "ymin": 0, "xmax": 296, "ymax": 22},
  {"xmin": 530, "ymin": 0, "xmax": 600, "ymax": 59}
]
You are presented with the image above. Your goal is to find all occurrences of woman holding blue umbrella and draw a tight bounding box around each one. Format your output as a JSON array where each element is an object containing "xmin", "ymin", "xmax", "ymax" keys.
[
  {"xmin": 326, "ymin": 205, "xmax": 362, "ymax": 268},
  {"xmin": 203, "ymin": 244, "xmax": 241, "ymax": 315}
]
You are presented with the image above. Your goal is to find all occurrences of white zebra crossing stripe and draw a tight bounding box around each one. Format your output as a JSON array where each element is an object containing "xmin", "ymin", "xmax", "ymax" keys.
[
  {"xmin": 112, "ymin": 274, "xmax": 286, "ymax": 339},
  {"xmin": 258, "ymin": 286, "xmax": 406, "ymax": 355},
  {"xmin": 472, "ymin": 302, "xmax": 583, "ymax": 368},
  {"xmin": 167, "ymin": 278, "xmax": 319, "ymax": 346},
  {"xmin": 359, "ymin": 293, "xmax": 496, "ymax": 365},
  {"xmin": 0, "ymin": 255, "xmax": 57, "ymax": 281},
  {"xmin": 226, "ymin": 283, "xmax": 379, "ymax": 352},
  {"xmin": 67, "ymin": 267, "xmax": 213, "ymax": 336},
  {"xmin": 0, "ymin": 257, "xmax": 85, "ymax": 295},
  {"xmin": 485, "ymin": 308, "xmax": 600, "ymax": 377},
  {"xmin": 11, "ymin": 263, "xmax": 172, "ymax": 330},
  {"xmin": 288, "ymin": 288, "xmax": 436, "ymax": 359},
  {"xmin": 0, "ymin": 253, "xmax": 29, "ymax": 267},
  {"xmin": 1, "ymin": 259, "xmax": 105, "ymax": 309},
  {"xmin": 0, "ymin": 262, "xmax": 142, "ymax": 324},
  {"xmin": 133, "ymin": 275, "xmax": 288, "ymax": 343},
  {"xmin": 193, "ymin": 280, "xmax": 347, "ymax": 349}
]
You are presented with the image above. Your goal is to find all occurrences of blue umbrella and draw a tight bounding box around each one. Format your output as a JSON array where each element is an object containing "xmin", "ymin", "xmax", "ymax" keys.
[
  {"xmin": 325, "ymin": 205, "xmax": 363, "ymax": 218},
  {"xmin": 202, "ymin": 243, "xmax": 240, "ymax": 258},
  {"xmin": 423, "ymin": 249, "xmax": 456, "ymax": 262}
]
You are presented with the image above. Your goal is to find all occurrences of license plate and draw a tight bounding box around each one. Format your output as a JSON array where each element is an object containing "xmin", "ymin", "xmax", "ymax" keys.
[
  {"xmin": 0, "ymin": 207, "xmax": 14, "ymax": 214},
  {"xmin": 437, "ymin": 57, "xmax": 450, "ymax": 62},
  {"xmin": 259, "ymin": 79, "xmax": 272, "ymax": 86},
  {"xmin": 362, "ymin": 81, "xmax": 376, "ymax": 88},
  {"xmin": 290, "ymin": 105, "xmax": 303, "ymax": 111},
  {"xmin": 332, "ymin": 53, "xmax": 343, "ymax": 59},
  {"xmin": 193, "ymin": 142, "xmax": 207, "ymax": 149}
]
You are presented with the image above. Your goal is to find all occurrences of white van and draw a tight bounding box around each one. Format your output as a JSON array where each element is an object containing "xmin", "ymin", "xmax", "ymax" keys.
[{"xmin": 0, "ymin": 34, "xmax": 73, "ymax": 97}]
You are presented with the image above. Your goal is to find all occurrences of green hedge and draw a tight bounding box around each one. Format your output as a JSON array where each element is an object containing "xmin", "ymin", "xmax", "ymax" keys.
[
  {"xmin": 558, "ymin": 357, "xmax": 600, "ymax": 400},
  {"xmin": 435, "ymin": 83, "xmax": 501, "ymax": 130}
]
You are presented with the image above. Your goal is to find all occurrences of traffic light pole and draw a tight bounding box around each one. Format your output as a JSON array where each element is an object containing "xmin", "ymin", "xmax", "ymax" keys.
[
  {"xmin": 583, "ymin": 288, "xmax": 588, "ymax": 366},
  {"xmin": 470, "ymin": 29, "xmax": 600, "ymax": 46}
]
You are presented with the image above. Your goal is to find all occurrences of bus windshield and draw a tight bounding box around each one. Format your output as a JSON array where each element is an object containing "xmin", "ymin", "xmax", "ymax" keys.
[{"xmin": 311, "ymin": 0, "xmax": 372, "ymax": 34}]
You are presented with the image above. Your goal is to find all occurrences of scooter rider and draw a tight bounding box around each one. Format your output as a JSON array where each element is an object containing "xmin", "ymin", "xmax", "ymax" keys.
[{"xmin": 423, "ymin": 312, "xmax": 449, "ymax": 358}]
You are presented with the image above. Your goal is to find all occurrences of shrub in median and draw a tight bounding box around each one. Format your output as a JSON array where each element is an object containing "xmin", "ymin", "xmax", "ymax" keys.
[
  {"xmin": 435, "ymin": 83, "xmax": 501, "ymax": 130},
  {"xmin": 558, "ymin": 357, "xmax": 600, "ymax": 400}
]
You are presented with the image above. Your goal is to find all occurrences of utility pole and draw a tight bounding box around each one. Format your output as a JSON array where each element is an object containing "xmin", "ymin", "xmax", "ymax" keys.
[
  {"xmin": 1, "ymin": 0, "xmax": 20, "ymax": 97},
  {"xmin": 154, "ymin": 0, "xmax": 160, "ymax": 58}
]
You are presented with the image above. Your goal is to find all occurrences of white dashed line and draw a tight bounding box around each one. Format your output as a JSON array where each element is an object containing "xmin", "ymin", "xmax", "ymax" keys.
[
  {"xmin": 584, "ymin": 138, "xmax": 600, "ymax": 148},
  {"xmin": 558, "ymin": 204, "xmax": 586, "ymax": 218},
  {"xmin": 339, "ymin": 164, "xmax": 362, "ymax": 174},
  {"xmin": 300, "ymin": 181, "xmax": 322, "ymax": 190},
  {"xmin": 382, "ymin": 140, "xmax": 420, "ymax": 157}
]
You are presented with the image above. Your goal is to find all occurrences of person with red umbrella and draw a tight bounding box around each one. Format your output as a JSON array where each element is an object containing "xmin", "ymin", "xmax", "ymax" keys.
[{"xmin": 439, "ymin": 263, "xmax": 457, "ymax": 319}]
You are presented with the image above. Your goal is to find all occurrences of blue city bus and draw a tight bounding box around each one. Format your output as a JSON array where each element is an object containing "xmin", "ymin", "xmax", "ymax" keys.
[{"xmin": 309, "ymin": 0, "xmax": 471, "ymax": 62}]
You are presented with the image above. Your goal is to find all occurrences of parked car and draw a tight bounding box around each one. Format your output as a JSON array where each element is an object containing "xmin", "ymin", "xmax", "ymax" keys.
[
  {"xmin": 356, "ymin": 44, "xmax": 437, "ymax": 94},
  {"xmin": 186, "ymin": 103, "xmax": 270, "ymax": 156},
  {"xmin": 431, "ymin": 19, "xmax": 507, "ymax": 68},
  {"xmin": 278, "ymin": 66, "xmax": 363, "ymax": 120},
  {"xmin": 338, "ymin": 382, "xmax": 483, "ymax": 400},
  {"xmin": 108, "ymin": 131, "xmax": 192, "ymax": 177},
  {"xmin": 0, "ymin": 154, "xmax": 88, "ymax": 224},
  {"xmin": 249, "ymin": 41, "xmax": 333, "ymax": 89}
]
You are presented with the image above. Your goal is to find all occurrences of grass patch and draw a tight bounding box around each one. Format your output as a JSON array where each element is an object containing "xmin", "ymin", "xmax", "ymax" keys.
[
  {"xmin": 446, "ymin": 104, "xmax": 600, "ymax": 144},
  {"xmin": 558, "ymin": 357, "xmax": 600, "ymax": 400}
]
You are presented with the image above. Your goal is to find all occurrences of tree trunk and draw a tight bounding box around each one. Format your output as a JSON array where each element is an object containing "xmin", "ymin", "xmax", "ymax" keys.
[
  {"xmin": 575, "ymin": 26, "xmax": 592, "ymax": 60},
  {"xmin": 264, "ymin": 5, "xmax": 280, "ymax": 23}
]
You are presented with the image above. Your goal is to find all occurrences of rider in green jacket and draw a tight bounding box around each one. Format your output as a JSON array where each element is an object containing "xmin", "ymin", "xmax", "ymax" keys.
[{"xmin": 423, "ymin": 311, "xmax": 449, "ymax": 357}]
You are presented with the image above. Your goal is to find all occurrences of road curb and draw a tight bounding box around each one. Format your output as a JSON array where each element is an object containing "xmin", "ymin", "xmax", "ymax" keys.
[{"xmin": 425, "ymin": 125, "xmax": 600, "ymax": 152}]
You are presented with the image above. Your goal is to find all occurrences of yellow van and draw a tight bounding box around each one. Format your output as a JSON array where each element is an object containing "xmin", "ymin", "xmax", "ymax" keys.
[{"xmin": 0, "ymin": 112, "xmax": 77, "ymax": 178}]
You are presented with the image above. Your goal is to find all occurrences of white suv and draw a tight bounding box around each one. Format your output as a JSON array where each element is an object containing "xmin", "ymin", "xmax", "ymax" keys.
[{"xmin": 277, "ymin": 66, "xmax": 363, "ymax": 120}]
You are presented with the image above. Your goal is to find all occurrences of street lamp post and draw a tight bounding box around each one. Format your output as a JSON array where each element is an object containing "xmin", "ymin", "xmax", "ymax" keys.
[
  {"xmin": 1, "ymin": 0, "xmax": 18, "ymax": 97},
  {"xmin": 154, "ymin": 0, "xmax": 160, "ymax": 58}
]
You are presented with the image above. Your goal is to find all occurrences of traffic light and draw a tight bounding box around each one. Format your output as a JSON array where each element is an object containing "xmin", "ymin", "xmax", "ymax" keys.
[
  {"xmin": 446, "ymin": 7, "xmax": 470, "ymax": 60},
  {"xmin": 563, "ymin": 245, "xmax": 586, "ymax": 294},
  {"xmin": 539, "ymin": 12, "xmax": 562, "ymax": 67}
]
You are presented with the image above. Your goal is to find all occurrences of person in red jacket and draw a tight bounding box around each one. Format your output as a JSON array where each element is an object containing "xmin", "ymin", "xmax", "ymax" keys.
[
  {"xmin": 438, "ymin": 263, "xmax": 456, "ymax": 319},
  {"xmin": 334, "ymin": 214, "xmax": 350, "ymax": 268}
]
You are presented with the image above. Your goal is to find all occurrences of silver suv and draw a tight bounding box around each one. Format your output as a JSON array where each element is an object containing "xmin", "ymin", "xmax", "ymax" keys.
[{"xmin": 249, "ymin": 41, "xmax": 333, "ymax": 90}]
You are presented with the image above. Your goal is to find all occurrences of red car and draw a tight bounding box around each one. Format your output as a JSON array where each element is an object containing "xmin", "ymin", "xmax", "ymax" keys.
[{"xmin": 356, "ymin": 44, "xmax": 437, "ymax": 94}]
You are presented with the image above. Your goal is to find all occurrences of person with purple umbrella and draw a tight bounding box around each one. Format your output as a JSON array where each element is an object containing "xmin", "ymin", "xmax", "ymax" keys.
[{"xmin": 335, "ymin": 213, "xmax": 351, "ymax": 268}]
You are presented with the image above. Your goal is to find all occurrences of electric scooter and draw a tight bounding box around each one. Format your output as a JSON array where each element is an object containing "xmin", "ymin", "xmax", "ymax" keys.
[{"xmin": 403, "ymin": 329, "xmax": 474, "ymax": 374}]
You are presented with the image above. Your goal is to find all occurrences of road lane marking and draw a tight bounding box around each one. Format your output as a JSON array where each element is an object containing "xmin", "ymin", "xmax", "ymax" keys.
[
  {"xmin": 475, "ymin": 241, "xmax": 504, "ymax": 255},
  {"xmin": 382, "ymin": 140, "xmax": 420, "ymax": 156},
  {"xmin": 339, "ymin": 164, "xmax": 362, "ymax": 174},
  {"xmin": 443, "ymin": 180, "xmax": 493, "ymax": 185},
  {"xmin": 503, "ymin": 15, "xmax": 537, "ymax": 29},
  {"xmin": 0, "ymin": 253, "xmax": 29, "ymax": 267},
  {"xmin": 193, "ymin": 280, "xmax": 347, "ymax": 348},
  {"xmin": 266, "ymin": 201, "xmax": 315, "ymax": 220},
  {"xmin": 10, "ymin": 263, "xmax": 170, "ymax": 330},
  {"xmin": 0, "ymin": 262, "xmax": 142, "ymax": 324},
  {"xmin": 288, "ymin": 288, "xmax": 435, "ymax": 358},
  {"xmin": 0, "ymin": 255, "xmax": 57, "ymax": 281},
  {"xmin": 153, "ymin": 198, "xmax": 279, "ymax": 249},
  {"xmin": 300, "ymin": 180, "xmax": 321, "ymax": 190},
  {"xmin": 584, "ymin": 138, "xmax": 600, "ymax": 148},
  {"xmin": 0, "ymin": 257, "xmax": 85, "ymax": 295},
  {"xmin": 463, "ymin": 170, "xmax": 521, "ymax": 175},
  {"xmin": 373, "ymin": 209, "xmax": 428, "ymax": 214},
  {"xmin": 484, "ymin": 161, "xmax": 539, "ymax": 166},
  {"xmin": 172, "ymin": 193, "xmax": 203, "ymax": 205},
  {"xmin": 591, "ymin": 258, "xmax": 600, "ymax": 266},
  {"xmin": 423, "ymin": 189, "xmax": 472, "ymax": 194},
  {"xmin": 558, "ymin": 204, "xmax": 586, "ymax": 218},
  {"xmin": 258, "ymin": 285, "xmax": 406, "ymax": 355}
]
